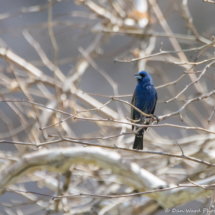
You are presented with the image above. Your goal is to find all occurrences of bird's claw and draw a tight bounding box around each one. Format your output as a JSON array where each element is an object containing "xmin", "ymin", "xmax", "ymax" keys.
[{"xmin": 151, "ymin": 114, "xmax": 159, "ymax": 124}]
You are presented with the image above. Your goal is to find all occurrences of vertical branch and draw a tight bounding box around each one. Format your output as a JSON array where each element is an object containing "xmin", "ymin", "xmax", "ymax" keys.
[{"xmin": 47, "ymin": 0, "xmax": 60, "ymax": 110}]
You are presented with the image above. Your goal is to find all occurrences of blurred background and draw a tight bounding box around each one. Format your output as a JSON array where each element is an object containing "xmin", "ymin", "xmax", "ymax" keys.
[{"xmin": 0, "ymin": 0, "xmax": 215, "ymax": 214}]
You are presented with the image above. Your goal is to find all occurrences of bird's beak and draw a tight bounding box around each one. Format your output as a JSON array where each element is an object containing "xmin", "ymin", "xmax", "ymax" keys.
[{"xmin": 134, "ymin": 73, "xmax": 142, "ymax": 80}]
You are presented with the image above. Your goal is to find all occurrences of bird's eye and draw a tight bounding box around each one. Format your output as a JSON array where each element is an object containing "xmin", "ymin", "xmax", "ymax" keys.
[{"xmin": 141, "ymin": 74, "xmax": 145, "ymax": 78}]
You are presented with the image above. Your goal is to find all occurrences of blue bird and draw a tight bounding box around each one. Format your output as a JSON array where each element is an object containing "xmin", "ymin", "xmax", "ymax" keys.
[{"xmin": 131, "ymin": 71, "xmax": 157, "ymax": 150}]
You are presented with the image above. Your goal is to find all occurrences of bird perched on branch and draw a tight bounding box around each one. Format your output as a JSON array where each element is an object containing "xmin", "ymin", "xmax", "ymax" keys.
[{"xmin": 131, "ymin": 71, "xmax": 157, "ymax": 150}]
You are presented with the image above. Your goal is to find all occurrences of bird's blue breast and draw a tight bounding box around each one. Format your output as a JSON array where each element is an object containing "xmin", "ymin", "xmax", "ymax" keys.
[{"xmin": 134, "ymin": 83, "xmax": 156, "ymax": 119}]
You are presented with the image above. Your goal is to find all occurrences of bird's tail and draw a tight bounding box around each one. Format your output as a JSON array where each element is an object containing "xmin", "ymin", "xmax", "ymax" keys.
[{"xmin": 133, "ymin": 129, "xmax": 144, "ymax": 150}]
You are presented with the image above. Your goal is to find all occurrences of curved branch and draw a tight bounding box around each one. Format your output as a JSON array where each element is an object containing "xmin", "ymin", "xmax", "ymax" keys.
[
  {"xmin": 0, "ymin": 147, "xmax": 167, "ymax": 193},
  {"xmin": 0, "ymin": 147, "xmax": 213, "ymax": 209}
]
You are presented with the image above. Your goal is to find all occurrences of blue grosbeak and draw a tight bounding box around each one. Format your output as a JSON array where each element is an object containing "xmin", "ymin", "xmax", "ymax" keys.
[{"xmin": 131, "ymin": 71, "xmax": 157, "ymax": 150}]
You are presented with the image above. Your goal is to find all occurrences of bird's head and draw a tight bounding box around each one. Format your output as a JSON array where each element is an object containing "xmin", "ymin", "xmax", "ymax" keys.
[{"xmin": 134, "ymin": 71, "xmax": 154, "ymax": 85}]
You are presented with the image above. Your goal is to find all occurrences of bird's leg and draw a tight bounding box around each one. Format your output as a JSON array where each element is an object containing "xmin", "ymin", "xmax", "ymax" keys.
[
  {"xmin": 153, "ymin": 115, "xmax": 159, "ymax": 124},
  {"xmin": 150, "ymin": 114, "xmax": 159, "ymax": 124}
]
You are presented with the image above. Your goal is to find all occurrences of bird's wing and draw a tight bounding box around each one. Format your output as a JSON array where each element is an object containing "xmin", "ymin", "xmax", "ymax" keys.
[
  {"xmin": 131, "ymin": 91, "xmax": 136, "ymax": 131},
  {"xmin": 151, "ymin": 90, "xmax": 157, "ymax": 115}
]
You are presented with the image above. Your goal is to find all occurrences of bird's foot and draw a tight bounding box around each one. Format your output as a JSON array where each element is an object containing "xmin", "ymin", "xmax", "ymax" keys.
[{"xmin": 151, "ymin": 114, "xmax": 159, "ymax": 124}]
